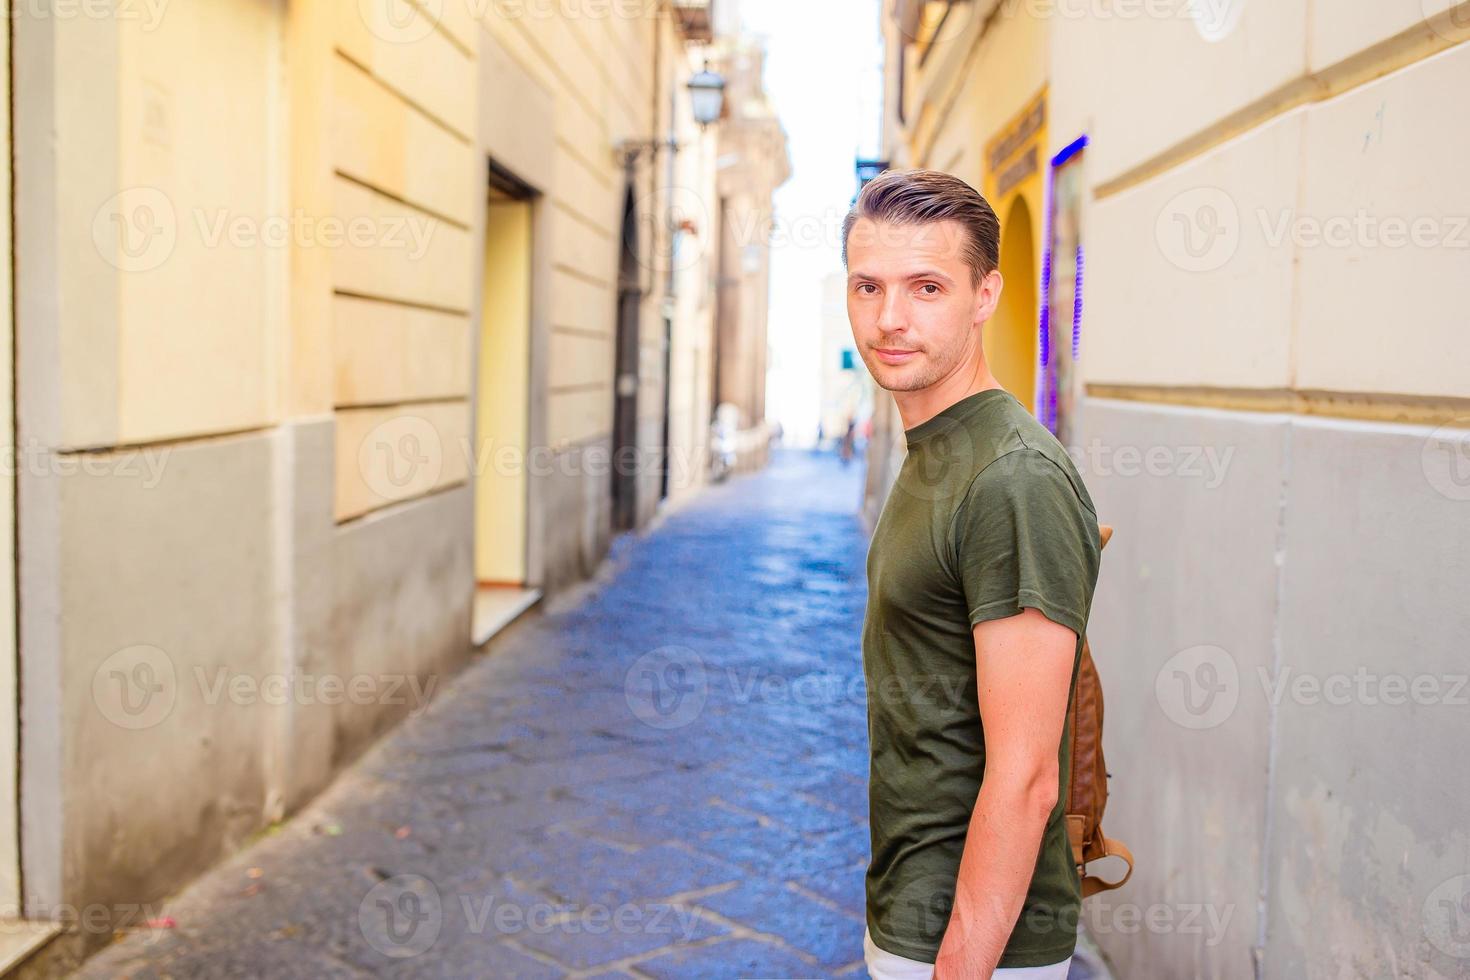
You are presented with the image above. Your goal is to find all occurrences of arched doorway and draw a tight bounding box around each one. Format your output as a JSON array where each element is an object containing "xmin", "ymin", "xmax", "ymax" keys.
[{"xmin": 986, "ymin": 196, "xmax": 1039, "ymax": 413}]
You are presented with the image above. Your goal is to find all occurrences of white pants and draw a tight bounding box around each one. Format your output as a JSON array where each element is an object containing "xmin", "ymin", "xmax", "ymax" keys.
[{"xmin": 864, "ymin": 928, "xmax": 1072, "ymax": 980}]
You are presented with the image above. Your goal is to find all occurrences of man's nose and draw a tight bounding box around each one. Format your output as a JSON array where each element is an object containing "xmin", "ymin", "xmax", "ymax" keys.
[{"xmin": 876, "ymin": 290, "xmax": 906, "ymax": 333}]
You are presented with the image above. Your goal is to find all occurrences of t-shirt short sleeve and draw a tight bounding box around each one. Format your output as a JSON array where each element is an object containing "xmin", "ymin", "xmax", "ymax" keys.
[{"xmin": 950, "ymin": 448, "xmax": 1100, "ymax": 637}]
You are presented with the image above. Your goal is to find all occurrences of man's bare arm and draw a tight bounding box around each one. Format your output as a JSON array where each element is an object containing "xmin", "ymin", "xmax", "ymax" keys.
[{"xmin": 932, "ymin": 607, "xmax": 1076, "ymax": 979}]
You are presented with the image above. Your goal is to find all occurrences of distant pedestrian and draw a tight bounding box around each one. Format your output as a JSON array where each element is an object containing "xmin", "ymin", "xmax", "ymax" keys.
[{"xmin": 843, "ymin": 168, "xmax": 1101, "ymax": 979}]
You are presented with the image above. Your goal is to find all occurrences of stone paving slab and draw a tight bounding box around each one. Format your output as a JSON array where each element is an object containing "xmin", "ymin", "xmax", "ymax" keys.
[{"xmin": 73, "ymin": 451, "xmax": 1113, "ymax": 979}]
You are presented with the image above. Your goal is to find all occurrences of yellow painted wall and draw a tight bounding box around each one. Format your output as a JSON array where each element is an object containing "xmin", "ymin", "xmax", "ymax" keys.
[
  {"xmin": 324, "ymin": 1, "xmax": 478, "ymax": 521},
  {"xmin": 989, "ymin": 194, "xmax": 1039, "ymax": 411},
  {"xmin": 476, "ymin": 200, "xmax": 532, "ymax": 584},
  {"xmin": 478, "ymin": 7, "xmax": 662, "ymax": 452},
  {"xmin": 108, "ymin": 1, "xmax": 283, "ymax": 445}
]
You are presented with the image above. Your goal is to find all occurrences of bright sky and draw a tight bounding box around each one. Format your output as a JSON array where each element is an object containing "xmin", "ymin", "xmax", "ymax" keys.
[{"xmin": 739, "ymin": 0, "xmax": 883, "ymax": 446}]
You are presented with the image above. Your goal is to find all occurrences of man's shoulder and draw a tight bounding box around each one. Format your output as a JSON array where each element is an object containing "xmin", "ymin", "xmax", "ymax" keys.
[{"xmin": 959, "ymin": 399, "xmax": 1095, "ymax": 515}]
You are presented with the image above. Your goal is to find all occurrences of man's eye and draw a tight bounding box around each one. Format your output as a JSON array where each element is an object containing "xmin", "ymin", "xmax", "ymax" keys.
[
  {"xmin": 858, "ymin": 284, "xmax": 877, "ymax": 295},
  {"xmin": 919, "ymin": 283, "xmax": 940, "ymax": 295}
]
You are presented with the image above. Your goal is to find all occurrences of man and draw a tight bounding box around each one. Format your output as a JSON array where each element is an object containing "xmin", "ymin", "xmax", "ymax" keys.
[{"xmin": 844, "ymin": 169, "xmax": 1101, "ymax": 979}]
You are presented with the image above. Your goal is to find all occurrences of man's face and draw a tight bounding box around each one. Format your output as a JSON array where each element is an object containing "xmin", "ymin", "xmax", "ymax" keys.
[{"xmin": 845, "ymin": 217, "xmax": 1001, "ymax": 392}]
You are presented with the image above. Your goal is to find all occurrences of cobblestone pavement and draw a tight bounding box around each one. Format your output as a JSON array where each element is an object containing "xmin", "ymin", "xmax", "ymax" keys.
[{"xmin": 76, "ymin": 450, "xmax": 1109, "ymax": 979}]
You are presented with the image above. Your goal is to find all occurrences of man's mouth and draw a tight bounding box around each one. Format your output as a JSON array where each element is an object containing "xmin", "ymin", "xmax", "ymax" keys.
[{"xmin": 873, "ymin": 347, "xmax": 920, "ymax": 365}]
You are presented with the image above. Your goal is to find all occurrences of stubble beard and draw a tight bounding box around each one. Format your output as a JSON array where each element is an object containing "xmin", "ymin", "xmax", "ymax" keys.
[{"xmin": 863, "ymin": 336, "xmax": 968, "ymax": 393}]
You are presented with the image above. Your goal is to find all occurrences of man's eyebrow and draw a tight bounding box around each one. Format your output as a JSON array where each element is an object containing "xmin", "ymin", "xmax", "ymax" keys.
[
  {"xmin": 905, "ymin": 269, "xmax": 954, "ymax": 284},
  {"xmin": 847, "ymin": 269, "xmax": 956, "ymax": 284}
]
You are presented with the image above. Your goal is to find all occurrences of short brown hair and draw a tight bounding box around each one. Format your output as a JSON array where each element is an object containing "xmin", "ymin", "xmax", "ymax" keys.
[{"xmin": 841, "ymin": 168, "xmax": 1000, "ymax": 285}]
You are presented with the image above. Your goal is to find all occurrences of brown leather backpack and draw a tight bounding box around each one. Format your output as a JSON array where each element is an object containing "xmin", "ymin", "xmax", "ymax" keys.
[{"xmin": 1065, "ymin": 523, "xmax": 1135, "ymax": 898}]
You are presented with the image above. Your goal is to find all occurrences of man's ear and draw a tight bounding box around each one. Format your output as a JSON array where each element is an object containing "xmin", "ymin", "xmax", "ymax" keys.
[{"xmin": 973, "ymin": 268, "xmax": 1004, "ymax": 328}]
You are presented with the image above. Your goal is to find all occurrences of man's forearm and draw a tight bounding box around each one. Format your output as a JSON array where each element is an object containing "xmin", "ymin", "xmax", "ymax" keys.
[{"xmin": 933, "ymin": 774, "xmax": 1056, "ymax": 978}]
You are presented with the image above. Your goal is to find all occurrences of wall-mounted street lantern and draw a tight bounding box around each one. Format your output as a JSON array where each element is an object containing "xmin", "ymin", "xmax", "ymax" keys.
[
  {"xmin": 616, "ymin": 67, "xmax": 726, "ymax": 166},
  {"xmin": 687, "ymin": 67, "xmax": 726, "ymax": 129}
]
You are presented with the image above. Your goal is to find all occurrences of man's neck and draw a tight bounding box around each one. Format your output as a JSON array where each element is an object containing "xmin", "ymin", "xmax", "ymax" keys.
[{"xmin": 893, "ymin": 360, "xmax": 1005, "ymax": 432}]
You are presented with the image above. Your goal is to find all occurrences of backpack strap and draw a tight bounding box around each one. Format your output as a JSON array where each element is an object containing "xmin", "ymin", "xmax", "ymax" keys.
[{"xmin": 1080, "ymin": 836, "xmax": 1135, "ymax": 898}]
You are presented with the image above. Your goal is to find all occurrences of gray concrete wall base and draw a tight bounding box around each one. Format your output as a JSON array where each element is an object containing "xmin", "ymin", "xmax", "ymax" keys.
[
  {"xmin": 1075, "ymin": 396, "xmax": 1469, "ymax": 979},
  {"xmin": 24, "ymin": 419, "xmax": 476, "ymax": 950},
  {"xmin": 538, "ymin": 439, "xmax": 615, "ymax": 595}
]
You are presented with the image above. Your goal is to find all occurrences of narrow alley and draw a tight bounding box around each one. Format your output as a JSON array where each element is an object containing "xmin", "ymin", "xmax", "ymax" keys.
[{"xmin": 80, "ymin": 452, "xmax": 878, "ymax": 978}]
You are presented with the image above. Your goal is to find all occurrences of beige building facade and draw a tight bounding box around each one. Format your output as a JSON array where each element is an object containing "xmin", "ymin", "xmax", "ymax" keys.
[
  {"xmin": 9, "ymin": 0, "xmax": 783, "ymax": 969},
  {"xmin": 711, "ymin": 35, "xmax": 791, "ymax": 471},
  {"xmin": 876, "ymin": 2, "xmax": 1470, "ymax": 977}
]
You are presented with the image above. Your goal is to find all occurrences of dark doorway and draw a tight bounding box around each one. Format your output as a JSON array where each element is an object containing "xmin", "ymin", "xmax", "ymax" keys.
[
  {"xmin": 612, "ymin": 186, "xmax": 641, "ymax": 531},
  {"xmin": 659, "ymin": 315, "xmax": 672, "ymax": 502}
]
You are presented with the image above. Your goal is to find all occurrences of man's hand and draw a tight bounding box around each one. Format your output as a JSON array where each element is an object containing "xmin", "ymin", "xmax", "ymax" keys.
[{"xmin": 932, "ymin": 607, "xmax": 1076, "ymax": 979}]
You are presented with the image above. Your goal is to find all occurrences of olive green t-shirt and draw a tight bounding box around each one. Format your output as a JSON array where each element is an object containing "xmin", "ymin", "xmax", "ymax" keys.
[{"xmin": 863, "ymin": 387, "xmax": 1101, "ymax": 969}]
